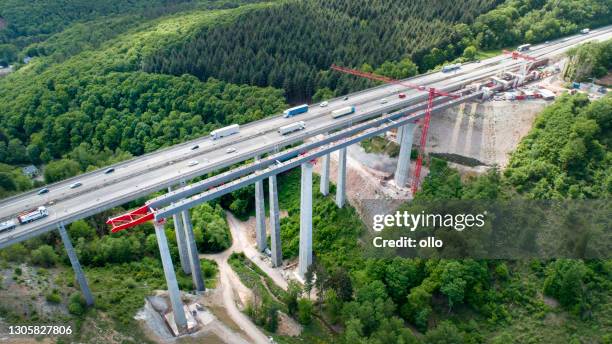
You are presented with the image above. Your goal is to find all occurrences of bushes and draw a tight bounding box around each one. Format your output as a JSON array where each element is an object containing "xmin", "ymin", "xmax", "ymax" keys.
[
  {"xmin": 68, "ymin": 292, "xmax": 86, "ymax": 316},
  {"xmin": 31, "ymin": 245, "xmax": 58, "ymax": 267},
  {"xmin": 46, "ymin": 292, "xmax": 61, "ymax": 304},
  {"xmin": 297, "ymin": 298, "xmax": 313, "ymax": 325},
  {"xmin": 543, "ymin": 259, "xmax": 591, "ymax": 315}
]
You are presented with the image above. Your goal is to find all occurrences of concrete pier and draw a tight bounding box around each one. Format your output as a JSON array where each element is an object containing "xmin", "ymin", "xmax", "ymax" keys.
[
  {"xmin": 268, "ymin": 175, "xmax": 282, "ymax": 267},
  {"xmin": 153, "ymin": 221, "xmax": 187, "ymax": 332},
  {"xmin": 320, "ymin": 154, "xmax": 330, "ymax": 196},
  {"xmin": 181, "ymin": 210, "xmax": 205, "ymax": 292},
  {"xmin": 255, "ymin": 176, "xmax": 267, "ymax": 252},
  {"xmin": 58, "ymin": 223, "xmax": 94, "ymax": 306},
  {"xmin": 169, "ymin": 186, "xmax": 190, "ymax": 274},
  {"xmin": 298, "ymin": 162, "xmax": 313, "ymax": 278},
  {"xmin": 336, "ymin": 147, "xmax": 347, "ymax": 208},
  {"xmin": 394, "ymin": 123, "xmax": 416, "ymax": 188}
]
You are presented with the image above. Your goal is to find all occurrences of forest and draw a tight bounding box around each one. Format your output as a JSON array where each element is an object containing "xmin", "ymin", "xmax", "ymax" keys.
[
  {"xmin": 144, "ymin": 0, "xmax": 611, "ymax": 102},
  {"xmin": 0, "ymin": 0, "xmax": 200, "ymax": 66},
  {"xmin": 144, "ymin": 0, "xmax": 501, "ymax": 101},
  {"xmin": 0, "ymin": 2, "xmax": 286, "ymax": 198}
]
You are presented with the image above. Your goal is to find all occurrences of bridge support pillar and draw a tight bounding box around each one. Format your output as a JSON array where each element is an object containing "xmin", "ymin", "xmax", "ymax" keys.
[
  {"xmin": 336, "ymin": 147, "xmax": 347, "ymax": 208},
  {"xmin": 268, "ymin": 175, "xmax": 282, "ymax": 267},
  {"xmin": 320, "ymin": 154, "xmax": 330, "ymax": 196},
  {"xmin": 255, "ymin": 169, "xmax": 267, "ymax": 252},
  {"xmin": 169, "ymin": 186, "xmax": 191, "ymax": 275},
  {"xmin": 153, "ymin": 221, "xmax": 187, "ymax": 332},
  {"xmin": 181, "ymin": 210, "xmax": 205, "ymax": 292},
  {"xmin": 397, "ymin": 125, "xmax": 404, "ymax": 144},
  {"xmin": 394, "ymin": 123, "xmax": 416, "ymax": 188},
  {"xmin": 58, "ymin": 223, "xmax": 94, "ymax": 306},
  {"xmin": 298, "ymin": 162, "xmax": 313, "ymax": 278}
]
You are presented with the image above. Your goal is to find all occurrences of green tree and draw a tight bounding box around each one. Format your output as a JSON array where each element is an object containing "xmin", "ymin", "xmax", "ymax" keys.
[
  {"xmin": 297, "ymin": 298, "xmax": 313, "ymax": 325},
  {"xmin": 44, "ymin": 159, "xmax": 81, "ymax": 183}
]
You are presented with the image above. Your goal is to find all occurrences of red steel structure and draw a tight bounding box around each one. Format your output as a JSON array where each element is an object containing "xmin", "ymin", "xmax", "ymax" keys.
[
  {"xmin": 330, "ymin": 64, "xmax": 459, "ymax": 193},
  {"xmin": 502, "ymin": 49, "xmax": 537, "ymax": 61},
  {"xmin": 106, "ymin": 204, "xmax": 157, "ymax": 232}
]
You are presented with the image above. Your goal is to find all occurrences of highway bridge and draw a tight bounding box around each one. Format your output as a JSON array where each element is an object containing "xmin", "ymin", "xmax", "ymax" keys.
[{"xmin": 1, "ymin": 26, "xmax": 610, "ymax": 333}]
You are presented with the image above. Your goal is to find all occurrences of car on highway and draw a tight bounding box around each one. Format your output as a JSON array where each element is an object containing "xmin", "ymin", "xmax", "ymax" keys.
[
  {"xmin": 37, "ymin": 188, "xmax": 49, "ymax": 195},
  {"xmin": 381, "ymin": 98, "xmax": 388, "ymax": 104},
  {"xmin": 320, "ymin": 101, "xmax": 329, "ymax": 107},
  {"xmin": 187, "ymin": 160, "xmax": 199, "ymax": 167},
  {"xmin": 398, "ymin": 93, "xmax": 406, "ymax": 99},
  {"xmin": 343, "ymin": 96, "xmax": 349, "ymax": 101},
  {"xmin": 226, "ymin": 147, "xmax": 237, "ymax": 154},
  {"xmin": 104, "ymin": 167, "xmax": 115, "ymax": 174},
  {"xmin": 191, "ymin": 144, "xmax": 199, "ymax": 150},
  {"xmin": 70, "ymin": 182, "xmax": 82, "ymax": 189}
]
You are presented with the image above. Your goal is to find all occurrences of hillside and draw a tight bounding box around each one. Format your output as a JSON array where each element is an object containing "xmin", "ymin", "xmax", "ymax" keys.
[
  {"xmin": 144, "ymin": 0, "xmax": 502, "ymax": 101},
  {"xmin": 143, "ymin": 0, "xmax": 611, "ymax": 102},
  {"xmin": 0, "ymin": 2, "xmax": 286, "ymax": 198}
]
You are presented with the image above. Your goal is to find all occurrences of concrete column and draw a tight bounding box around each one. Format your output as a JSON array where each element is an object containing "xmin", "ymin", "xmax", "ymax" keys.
[
  {"xmin": 397, "ymin": 125, "xmax": 404, "ymax": 144},
  {"xmin": 268, "ymin": 175, "xmax": 282, "ymax": 267},
  {"xmin": 58, "ymin": 223, "xmax": 94, "ymax": 306},
  {"xmin": 255, "ymin": 177, "xmax": 267, "ymax": 252},
  {"xmin": 335, "ymin": 147, "xmax": 347, "ymax": 208},
  {"xmin": 320, "ymin": 154, "xmax": 330, "ymax": 196},
  {"xmin": 153, "ymin": 221, "xmax": 187, "ymax": 331},
  {"xmin": 394, "ymin": 123, "xmax": 416, "ymax": 188},
  {"xmin": 169, "ymin": 186, "xmax": 190, "ymax": 275},
  {"xmin": 182, "ymin": 210, "xmax": 205, "ymax": 292},
  {"xmin": 298, "ymin": 162, "xmax": 313, "ymax": 278}
]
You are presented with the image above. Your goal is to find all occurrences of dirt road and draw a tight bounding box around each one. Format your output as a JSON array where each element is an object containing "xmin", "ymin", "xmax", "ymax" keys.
[{"xmin": 201, "ymin": 216, "xmax": 270, "ymax": 344}]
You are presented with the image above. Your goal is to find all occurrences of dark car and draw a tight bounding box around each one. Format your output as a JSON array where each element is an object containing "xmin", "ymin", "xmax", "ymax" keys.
[
  {"xmin": 104, "ymin": 168, "xmax": 115, "ymax": 174},
  {"xmin": 37, "ymin": 188, "xmax": 49, "ymax": 195}
]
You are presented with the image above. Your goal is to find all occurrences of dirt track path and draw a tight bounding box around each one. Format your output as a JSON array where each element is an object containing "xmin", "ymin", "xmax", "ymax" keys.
[{"xmin": 201, "ymin": 215, "xmax": 269, "ymax": 344}]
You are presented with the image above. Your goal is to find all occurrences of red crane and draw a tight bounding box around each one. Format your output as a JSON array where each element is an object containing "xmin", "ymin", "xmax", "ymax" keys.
[{"xmin": 330, "ymin": 64, "xmax": 459, "ymax": 193}]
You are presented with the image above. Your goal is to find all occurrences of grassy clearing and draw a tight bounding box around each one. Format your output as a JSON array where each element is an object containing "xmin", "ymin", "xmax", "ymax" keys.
[{"xmin": 360, "ymin": 136, "xmax": 400, "ymax": 157}]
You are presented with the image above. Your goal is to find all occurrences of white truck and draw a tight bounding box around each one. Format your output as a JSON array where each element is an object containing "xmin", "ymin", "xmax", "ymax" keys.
[
  {"xmin": 210, "ymin": 124, "xmax": 240, "ymax": 140},
  {"xmin": 278, "ymin": 121, "xmax": 306, "ymax": 135},
  {"xmin": 331, "ymin": 106, "xmax": 355, "ymax": 119},
  {"xmin": 17, "ymin": 206, "xmax": 49, "ymax": 224},
  {"xmin": 0, "ymin": 220, "xmax": 16, "ymax": 233}
]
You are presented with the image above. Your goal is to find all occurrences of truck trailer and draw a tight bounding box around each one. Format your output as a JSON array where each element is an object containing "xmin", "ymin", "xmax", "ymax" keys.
[
  {"xmin": 0, "ymin": 220, "xmax": 16, "ymax": 233},
  {"xmin": 17, "ymin": 206, "xmax": 49, "ymax": 224},
  {"xmin": 283, "ymin": 104, "xmax": 309, "ymax": 118},
  {"xmin": 278, "ymin": 121, "xmax": 306, "ymax": 135},
  {"xmin": 210, "ymin": 124, "xmax": 240, "ymax": 140},
  {"xmin": 331, "ymin": 106, "xmax": 355, "ymax": 119}
]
